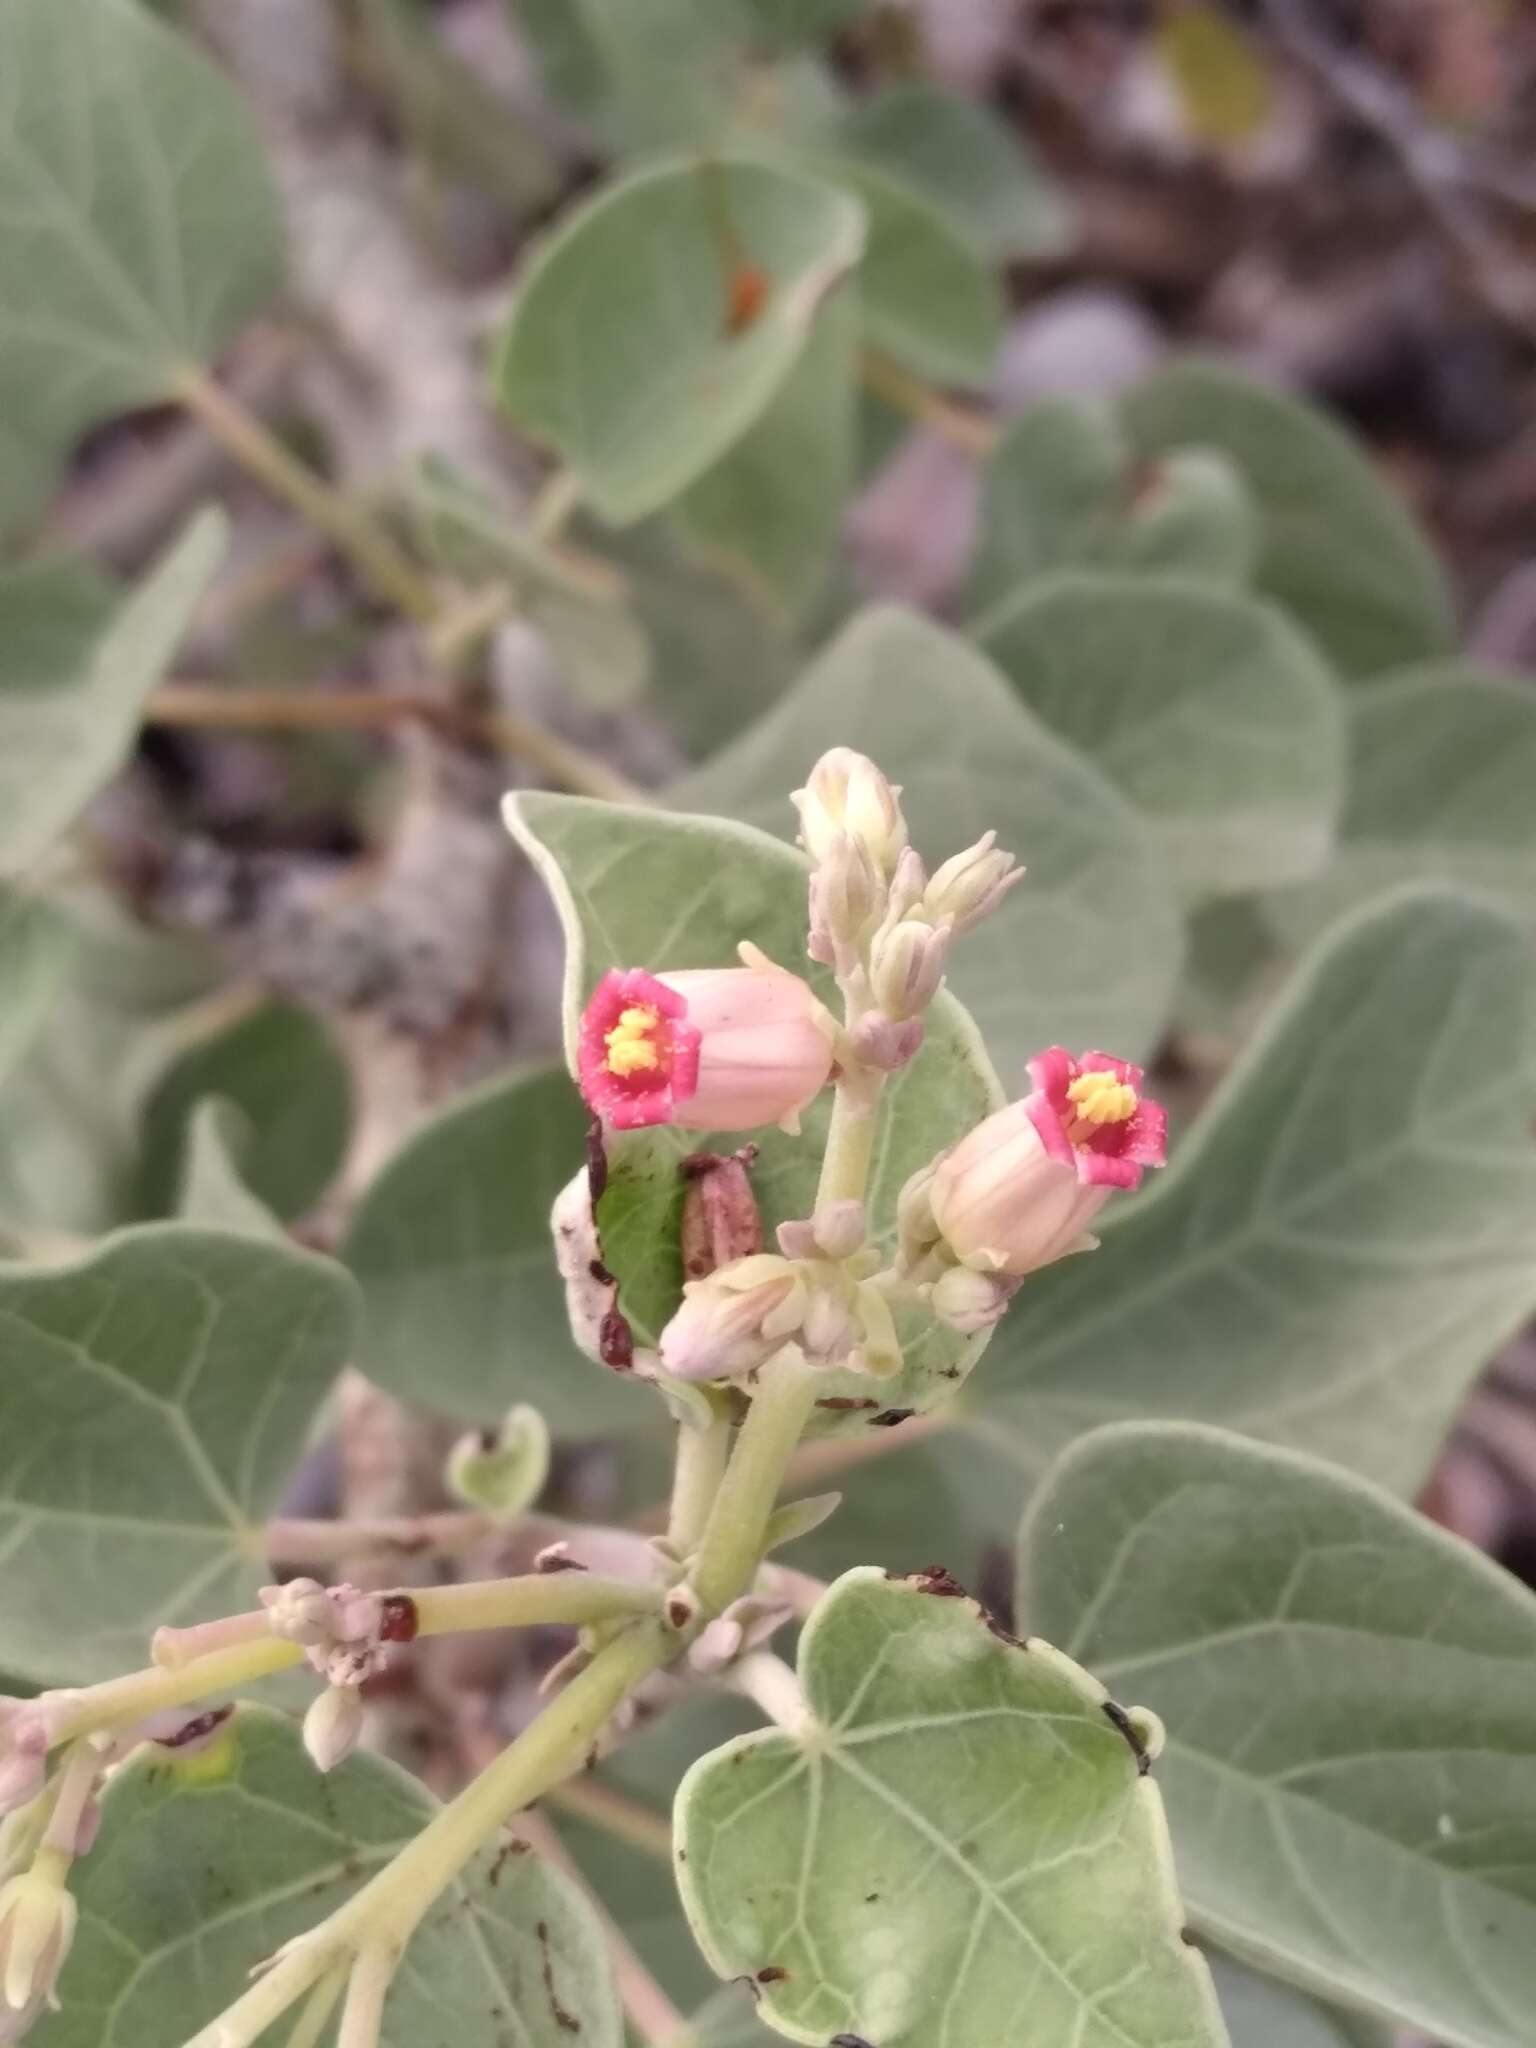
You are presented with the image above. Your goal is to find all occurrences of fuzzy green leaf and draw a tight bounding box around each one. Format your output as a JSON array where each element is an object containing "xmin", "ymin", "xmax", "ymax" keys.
[
  {"xmin": 0, "ymin": 0, "xmax": 282, "ymax": 538},
  {"xmin": 136, "ymin": 998, "xmax": 351, "ymax": 1223},
  {"xmin": 496, "ymin": 158, "xmax": 865, "ymax": 521},
  {"xmin": 0, "ymin": 1227, "xmax": 357, "ymax": 1683},
  {"xmin": 976, "ymin": 572, "xmax": 1345, "ymax": 900},
  {"xmin": 1022, "ymin": 1422, "xmax": 1536, "ymax": 2048},
  {"xmin": 968, "ymin": 396, "xmax": 1259, "ymax": 614},
  {"xmin": 1265, "ymin": 668, "xmax": 1536, "ymax": 949},
  {"xmin": 43, "ymin": 1704, "xmax": 621, "ymax": 2048},
  {"xmin": 0, "ymin": 512, "xmax": 225, "ymax": 876},
  {"xmin": 676, "ymin": 1567, "xmax": 1226, "ymax": 2048},
  {"xmin": 344, "ymin": 1064, "xmax": 652, "ymax": 1431},
  {"xmin": 1122, "ymin": 364, "xmax": 1455, "ymax": 679}
]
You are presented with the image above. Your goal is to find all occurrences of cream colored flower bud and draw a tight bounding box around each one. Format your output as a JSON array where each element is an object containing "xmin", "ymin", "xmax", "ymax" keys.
[
  {"xmin": 921, "ymin": 832, "xmax": 1024, "ymax": 935},
  {"xmin": 809, "ymin": 831, "xmax": 883, "ymax": 952},
  {"xmin": 884, "ymin": 846, "xmax": 929, "ymax": 922},
  {"xmin": 930, "ymin": 1265, "xmax": 1020, "ymax": 1334},
  {"xmin": 0, "ymin": 1866, "xmax": 76, "ymax": 2018},
  {"xmin": 869, "ymin": 920, "xmax": 950, "ymax": 1021},
  {"xmin": 657, "ymin": 1255, "xmax": 806, "ymax": 1382},
  {"xmin": 895, "ymin": 1159, "xmax": 944, "ymax": 1269},
  {"xmin": 303, "ymin": 1685, "xmax": 364, "ymax": 1774},
  {"xmin": 793, "ymin": 749, "xmax": 907, "ymax": 876}
]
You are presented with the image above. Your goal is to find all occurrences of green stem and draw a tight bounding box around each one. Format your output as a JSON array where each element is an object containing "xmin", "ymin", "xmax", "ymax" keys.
[
  {"xmin": 179, "ymin": 1618, "xmax": 675, "ymax": 2048},
  {"xmin": 666, "ymin": 1407, "xmax": 733, "ymax": 1558},
  {"xmin": 173, "ymin": 366, "xmax": 442, "ymax": 626},
  {"xmin": 338, "ymin": 1943, "xmax": 397, "ymax": 2048},
  {"xmin": 690, "ymin": 1353, "xmax": 818, "ymax": 1618},
  {"xmin": 814, "ymin": 1069, "xmax": 884, "ymax": 1209},
  {"xmin": 283, "ymin": 1967, "xmax": 346, "ymax": 2048},
  {"xmin": 49, "ymin": 1575, "xmax": 658, "ymax": 1750}
]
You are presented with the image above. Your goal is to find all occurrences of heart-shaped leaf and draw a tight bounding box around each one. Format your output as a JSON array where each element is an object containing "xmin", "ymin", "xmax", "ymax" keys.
[
  {"xmin": 496, "ymin": 158, "xmax": 865, "ymax": 522},
  {"xmin": 505, "ymin": 790, "xmax": 1005, "ymax": 1428},
  {"xmin": 343, "ymin": 1063, "xmax": 655, "ymax": 1431},
  {"xmin": 0, "ymin": 0, "xmax": 282, "ymax": 539},
  {"xmin": 1122, "ymin": 364, "xmax": 1454, "ymax": 679},
  {"xmin": 968, "ymin": 397, "xmax": 1258, "ymax": 614},
  {"xmin": 44, "ymin": 1703, "xmax": 621, "ymax": 2048},
  {"xmin": 0, "ymin": 1225, "xmax": 357, "ymax": 1683},
  {"xmin": 675, "ymin": 1566, "xmax": 1226, "ymax": 2048},
  {"xmin": 0, "ymin": 512, "xmax": 226, "ymax": 876},
  {"xmin": 673, "ymin": 604, "xmax": 1184, "ymax": 1071},
  {"xmin": 175, "ymin": 1100, "xmax": 288, "ymax": 1242},
  {"xmin": 1021, "ymin": 1422, "xmax": 1536, "ymax": 2048},
  {"xmin": 827, "ymin": 78, "xmax": 1073, "ymax": 262},
  {"xmin": 136, "ymin": 997, "xmax": 351, "ymax": 1223},
  {"xmin": 976, "ymin": 572, "xmax": 1345, "ymax": 900},
  {"xmin": 976, "ymin": 885, "xmax": 1536, "ymax": 1500},
  {"xmin": 675, "ymin": 285, "xmax": 858, "ymax": 621},
  {"xmin": 1266, "ymin": 668, "xmax": 1536, "ymax": 950}
]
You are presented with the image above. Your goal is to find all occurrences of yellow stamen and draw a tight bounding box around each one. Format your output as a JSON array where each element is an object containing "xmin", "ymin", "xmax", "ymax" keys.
[
  {"xmin": 605, "ymin": 1004, "xmax": 662, "ymax": 1077},
  {"xmin": 1066, "ymin": 1070, "xmax": 1138, "ymax": 1126}
]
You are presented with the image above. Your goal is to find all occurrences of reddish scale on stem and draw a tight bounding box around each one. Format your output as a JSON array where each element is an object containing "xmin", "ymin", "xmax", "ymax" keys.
[{"xmin": 378, "ymin": 1593, "xmax": 420, "ymax": 1644}]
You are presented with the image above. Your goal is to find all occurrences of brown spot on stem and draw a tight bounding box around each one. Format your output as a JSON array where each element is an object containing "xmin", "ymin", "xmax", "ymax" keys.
[
  {"xmin": 379, "ymin": 1593, "xmax": 419, "ymax": 1643},
  {"xmin": 816, "ymin": 1396, "xmax": 877, "ymax": 1412},
  {"xmin": 154, "ymin": 1704, "xmax": 234, "ymax": 1749},
  {"xmin": 869, "ymin": 1408, "xmax": 914, "ymax": 1428},
  {"xmin": 756, "ymin": 1966, "xmax": 790, "ymax": 1984},
  {"xmin": 537, "ymin": 1919, "xmax": 582, "ymax": 2033}
]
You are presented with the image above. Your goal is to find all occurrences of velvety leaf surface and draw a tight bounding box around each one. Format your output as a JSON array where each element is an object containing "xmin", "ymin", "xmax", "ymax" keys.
[
  {"xmin": 0, "ymin": 1226, "xmax": 357, "ymax": 1682},
  {"xmin": 975, "ymin": 886, "xmax": 1536, "ymax": 1500},
  {"xmin": 674, "ymin": 605, "xmax": 1184, "ymax": 1071},
  {"xmin": 976, "ymin": 572, "xmax": 1345, "ymax": 899},
  {"xmin": 1265, "ymin": 668, "xmax": 1536, "ymax": 949},
  {"xmin": 968, "ymin": 396, "xmax": 1257, "ymax": 614},
  {"xmin": 505, "ymin": 790, "xmax": 1005, "ymax": 1429},
  {"xmin": 496, "ymin": 158, "xmax": 865, "ymax": 521},
  {"xmin": 0, "ymin": 512, "xmax": 225, "ymax": 876},
  {"xmin": 1122, "ymin": 364, "xmax": 1455, "ymax": 679},
  {"xmin": 39, "ymin": 1705, "xmax": 622, "ymax": 2048},
  {"xmin": 0, "ymin": 0, "xmax": 282, "ymax": 537},
  {"xmin": 136, "ymin": 998, "xmax": 351, "ymax": 1223},
  {"xmin": 1022, "ymin": 1423, "xmax": 1536, "ymax": 2048},
  {"xmin": 344, "ymin": 1063, "xmax": 654, "ymax": 1431},
  {"xmin": 676, "ymin": 1568, "xmax": 1226, "ymax": 2048}
]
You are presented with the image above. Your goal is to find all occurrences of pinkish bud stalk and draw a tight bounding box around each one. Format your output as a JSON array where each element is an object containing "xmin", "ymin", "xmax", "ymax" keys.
[
  {"xmin": 850, "ymin": 1012, "xmax": 924, "ymax": 1072},
  {"xmin": 578, "ymin": 964, "xmax": 833, "ymax": 1134},
  {"xmin": 0, "ymin": 1721, "xmax": 46, "ymax": 1825},
  {"xmin": 930, "ymin": 1048, "xmax": 1167, "ymax": 1278}
]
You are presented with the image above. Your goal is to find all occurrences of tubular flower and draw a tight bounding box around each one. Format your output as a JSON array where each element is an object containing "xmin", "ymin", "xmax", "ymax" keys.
[
  {"xmin": 579, "ymin": 963, "xmax": 833, "ymax": 1134},
  {"xmin": 658, "ymin": 1255, "xmax": 807, "ymax": 1382},
  {"xmin": 930, "ymin": 1048, "xmax": 1166, "ymax": 1279}
]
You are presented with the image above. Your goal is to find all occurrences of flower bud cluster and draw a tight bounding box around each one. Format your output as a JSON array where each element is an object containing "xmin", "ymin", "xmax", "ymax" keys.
[
  {"xmin": 261, "ymin": 1579, "xmax": 415, "ymax": 1775},
  {"xmin": 795, "ymin": 751, "xmax": 1023, "ymax": 1078},
  {"xmin": 657, "ymin": 1204, "xmax": 901, "ymax": 1387}
]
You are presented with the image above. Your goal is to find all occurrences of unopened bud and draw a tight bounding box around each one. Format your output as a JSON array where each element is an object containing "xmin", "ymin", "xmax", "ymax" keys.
[
  {"xmin": 303, "ymin": 1686, "xmax": 364, "ymax": 1774},
  {"xmin": 810, "ymin": 1200, "xmax": 865, "ymax": 1261},
  {"xmin": 885, "ymin": 846, "xmax": 928, "ymax": 922},
  {"xmin": 869, "ymin": 920, "xmax": 950, "ymax": 1021},
  {"xmin": 929, "ymin": 1265, "xmax": 1020, "ymax": 1334},
  {"xmin": 259, "ymin": 1579, "xmax": 334, "ymax": 1646},
  {"xmin": 808, "ymin": 831, "xmax": 882, "ymax": 953},
  {"xmin": 657, "ymin": 1255, "xmax": 806, "ymax": 1382},
  {"xmin": 800, "ymin": 1284, "xmax": 856, "ymax": 1365},
  {"xmin": 448, "ymin": 1404, "xmax": 552, "ymax": 1516},
  {"xmin": 921, "ymin": 832, "xmax": 1024, "ymax": 935},
  {"xmin": 331, "ymin": 1587, "xmax": 383, "ymax": 1644},
  {"xmin": 851, "ymin": 1012, "xmax": 925, "ymax": 1072},
  {"xmin": 0, "ymin": 1866, "xmax": 76, "ymax": 2017},
  {"xmin": 792, "ymin": 749, "xmax": 907, "ymax": 876}
]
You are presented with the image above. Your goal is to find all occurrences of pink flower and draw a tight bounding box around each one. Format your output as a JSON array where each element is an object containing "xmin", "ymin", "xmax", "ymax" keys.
[
  {"xmin": 929, "ymin": 1047, "xmax": 1166, "ymax": 1278},
  {"xmin": 578, "ymin": 964, "xmax": 833, "ymax": 1134},
  {"xmin": 577, "ymin": 969, "xmax": 702, "ymax": 1131}
]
